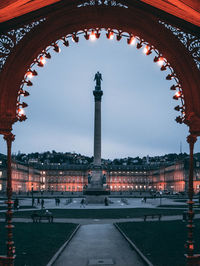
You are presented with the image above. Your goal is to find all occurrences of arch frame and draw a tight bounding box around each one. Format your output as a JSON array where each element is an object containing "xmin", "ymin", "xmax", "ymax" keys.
[{"xmin": 0, "ymin": 1, "xmax": 199, "ymax": 134}]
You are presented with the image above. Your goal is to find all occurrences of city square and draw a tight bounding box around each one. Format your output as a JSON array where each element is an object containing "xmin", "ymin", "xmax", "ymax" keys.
[{"xmin": 0, "ymin": 1, "xmax": 200, "ymax": 266}]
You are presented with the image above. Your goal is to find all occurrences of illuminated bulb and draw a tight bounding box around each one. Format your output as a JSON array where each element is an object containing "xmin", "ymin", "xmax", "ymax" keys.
[
  {"xmin": 40, "ymin": 57, "xmax": 46, "ymax": 65},
  {"xmin": 37, "ymin": 56, "xmax": 46, "ymax": 67},
  {"xmin": 18, "ymin": 108, "xmax": 25, "ymax": 115},
  {"xmin": 157, "ymin": 57, "xmax": 164, "ymax": 66},
  {"xmin": 109, "ymin": 32, "xmax": 114, "ymax": 40},
  {"xmin": 26, "ymin": 70, "xmax": 37, "ymax": 78},
  {"xmin": 127, "ymin": 36, "xmax": 136, "ymax": 45},
  {"xmin": 90, "ymin": 31, "xmax": 96, "ymax": 41},
  {"xmin": 143, "ymin": 45, "xmax": 149, "ymax": 54},
  {"xmin": 173, "ymin": 91, "xmax": 181, "ymax": 100},
  {"xmin": 106, "ymin": 31, "xmax": 114, "ymax": 40},
  {"xmin": 26, "ymin": 72, "xmax": 33, "ymax": 79}
]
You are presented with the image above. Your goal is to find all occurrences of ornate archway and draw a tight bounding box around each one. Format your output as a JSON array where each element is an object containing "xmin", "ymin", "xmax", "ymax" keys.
[
  {"xmin": 0, "ymin": 0, "xmax": 199, "ymax": 265},
  {"xmin": 0, "ymin": 1, "xmax": 199, "ymax": 133}
]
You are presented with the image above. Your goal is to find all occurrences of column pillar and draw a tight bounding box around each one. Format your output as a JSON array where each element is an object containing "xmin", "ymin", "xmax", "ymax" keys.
[
  {"xmin": 4, "ymin": 132, "xmax": 15, "ymax": 265},
  {"xmin": 185, "ymin": 134, "xmax": 200, "ymax": 266},
  {"xmin": 93, "ymin": 90, "xmax": 103, "ymax": 166}
]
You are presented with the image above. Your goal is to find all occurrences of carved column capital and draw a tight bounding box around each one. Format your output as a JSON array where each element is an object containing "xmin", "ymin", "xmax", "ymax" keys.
[
  {"xmin": 187, "ymin": 134, "xmax": 197, "ymax": 145},
  {"xmin": 3, "ymin": 132, "xmax": 15, "ymax": 143}
]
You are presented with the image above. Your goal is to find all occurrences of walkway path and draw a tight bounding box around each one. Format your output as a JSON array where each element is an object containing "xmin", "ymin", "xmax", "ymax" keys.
[
  {"xmin": 53, "ymin": 224, "xmax": 145, "ymax": 266},
  {"xmin": 2, "ymin": 213, "xmax": 200, "ymax": 224}
]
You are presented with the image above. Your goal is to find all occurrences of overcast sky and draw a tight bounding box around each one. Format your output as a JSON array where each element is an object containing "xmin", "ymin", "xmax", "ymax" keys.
[{"xmin": 0, "ymin": 31, "xmax": 198, "ymax": 159}]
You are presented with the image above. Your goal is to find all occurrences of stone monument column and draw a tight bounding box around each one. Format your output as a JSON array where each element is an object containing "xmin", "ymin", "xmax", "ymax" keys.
[{"xmin": 92, "ymin": 71, "xmax": 103, "ymax": 186}]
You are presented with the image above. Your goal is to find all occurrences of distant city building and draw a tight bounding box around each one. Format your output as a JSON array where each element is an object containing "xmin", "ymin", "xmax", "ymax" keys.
[{"xmin": 0, "ymin": 153, "xmax": 200, "ymax": 194}]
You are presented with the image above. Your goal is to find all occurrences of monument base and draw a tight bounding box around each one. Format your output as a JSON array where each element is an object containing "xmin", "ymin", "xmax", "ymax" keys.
[
  {"xmin": 85, "ymin": 195, "xmax": 107, "ymax": 204},
  {"xmin": 83, "ymin": 185, "xmax": 110, "ymax": 204}
]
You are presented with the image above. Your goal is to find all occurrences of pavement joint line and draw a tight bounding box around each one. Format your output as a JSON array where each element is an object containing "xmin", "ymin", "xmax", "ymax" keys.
[
  {"xmin": 114, "ymin": 223, "xmax": 153, "ymax": 266},
  {"xmin": 46, "ymin": 224, "xmax": 81, "ymax": 266}
]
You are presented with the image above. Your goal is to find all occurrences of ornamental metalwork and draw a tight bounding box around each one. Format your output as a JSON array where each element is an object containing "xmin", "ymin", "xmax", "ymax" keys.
[
  {"xmin": 0, "ymin": 19, "xmax": 46, "ymax": 71},
  {"xmin": 160, "ymin": 21, "xmax": 200, "ymax": 70},
  {"xmin": 77, "ymin": 0, "xmax": 128, "ymax": 8}
]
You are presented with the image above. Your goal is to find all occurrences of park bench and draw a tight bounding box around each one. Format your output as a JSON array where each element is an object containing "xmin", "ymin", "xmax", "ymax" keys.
[
  {"xmin": 31, "ymin": 210, "xmax": 53, "ymax": 223},
  {"xmin": 144, "ymin": 214, "xmax": 162, "ymax": 222},
  {"xmin": 121, "ymin": 198, "xmax": 129, "ymax": 205}
]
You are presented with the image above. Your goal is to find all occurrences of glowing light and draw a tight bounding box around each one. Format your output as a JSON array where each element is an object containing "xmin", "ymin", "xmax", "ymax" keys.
[
  {"xmin": 41, "ymin": 57, "xmax": 46, "ymax": 64},
  {"xmin": 26, "ymin": 72, "xmax": 33, "ymax": 79},
  {"xmin": 106, "ymin": 31, "xmax": 114, "ymax": 40},
  {"xmin": 173, "ymin": 91, "xmax": 181, "ymax": 100},
  {"xmin": 38, "ymin": 56, "xmax": 46, "ymax": 67},
  {"xmin": 189, "ymin": 244, "xmax": 194, "ymax": 250},
  {"xmin": 18, "ymin": 108, "xmax": 25, "ymax": 115},
  {"xmin": 127, "ymin": 36, "xmax": 136, "ymax": 45},
  {"xmin": 143, "ymin": 45, "xmax": 150, "ymax": 54},
  {"xmin": 90, "ymin": 31, "xmax": 96, "ymax": 41},
  {"xmin": 158, "ymin": 57, "xmax": 165, "ymax": 66}
]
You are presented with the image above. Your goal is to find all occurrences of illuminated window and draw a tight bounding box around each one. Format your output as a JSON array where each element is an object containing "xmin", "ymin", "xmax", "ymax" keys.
[{"xmin": 0, "ymin": 171, "xmax": 2, "ymax": 178}]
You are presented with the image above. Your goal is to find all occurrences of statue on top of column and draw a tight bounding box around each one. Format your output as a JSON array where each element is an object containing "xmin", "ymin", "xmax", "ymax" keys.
[{"xmin": 94, "ymin": 71, "xmax": 103, "ymax": 89}]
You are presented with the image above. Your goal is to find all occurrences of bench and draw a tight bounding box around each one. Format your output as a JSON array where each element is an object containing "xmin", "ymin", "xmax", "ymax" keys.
[
  {"xmin": 144, "ymin": 214, "xmax": 162, "ymax": 222},
  {"xmin": 31, "ymin": 211, "xmax": 53, "ymax": 223},
  {"xmin": 121, "ymin": 198, "xmax": 129, "ymax": 205}
]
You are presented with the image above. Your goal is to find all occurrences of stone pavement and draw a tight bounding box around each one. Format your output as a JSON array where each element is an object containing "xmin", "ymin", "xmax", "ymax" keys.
[
  {"xmin": 0, "ymin": 196, "xmax": 190, "ymax": 211},
  {"xmin": 4, "ymin": 213, "xmax": 200, "ymax": 224},
  {"xmin": 53, "ymin": 224, "xmax": 145, "ymax": 266}
]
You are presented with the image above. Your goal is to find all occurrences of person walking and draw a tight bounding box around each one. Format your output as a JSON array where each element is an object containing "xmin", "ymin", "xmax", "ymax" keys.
[
  {"xmin": 80, "ymin": 199, "xmax": 85, "ymax": 208},
  {"xmin": 41, "ymin": 199, "xmax": 44, "ymax": 209}
]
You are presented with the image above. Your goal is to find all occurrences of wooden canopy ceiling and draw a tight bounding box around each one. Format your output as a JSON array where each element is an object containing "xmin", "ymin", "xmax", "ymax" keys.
[{"xmin": 0, "ymin": 0, "xmax": 199, "ymax": 28}]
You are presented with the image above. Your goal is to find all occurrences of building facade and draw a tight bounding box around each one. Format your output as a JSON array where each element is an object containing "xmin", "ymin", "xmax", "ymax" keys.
[{"xmin": 1, "ymin": 154, "xmax": 200, "ymax": 194}]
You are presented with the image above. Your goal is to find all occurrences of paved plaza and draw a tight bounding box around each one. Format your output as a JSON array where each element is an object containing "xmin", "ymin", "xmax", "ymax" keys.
[
  {"xmin": 0, "ymin": 195, "xmax": 188, "ymax": 210},
  {"xmin": 0, "ymin": 195, "xmax": 191, "ymax": 265}
]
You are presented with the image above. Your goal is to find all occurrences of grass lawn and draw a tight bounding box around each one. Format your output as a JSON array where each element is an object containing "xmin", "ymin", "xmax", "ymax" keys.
[
  {"xmin": 0, "ymin": 222, "xmax": 78, "ymax": 266},
  {"xmin": 158, "ymin": 205, "xmax": 187, "ymax": 208},
  {"xmin": 0, "ymin": 208, "xmax": 198, "ymax": 219},
  {"xmin": 0, "ymin": 206, "xmax": 36, "ymax": 210},
  {"xmin": 117, "ymin": 220, "xmax": 200, "ymax": 266}
]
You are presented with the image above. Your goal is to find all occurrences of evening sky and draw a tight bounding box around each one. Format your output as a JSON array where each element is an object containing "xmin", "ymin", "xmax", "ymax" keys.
[{"xmin": 0, "ymin": 31, "xmax": 197, "ymax": 159}]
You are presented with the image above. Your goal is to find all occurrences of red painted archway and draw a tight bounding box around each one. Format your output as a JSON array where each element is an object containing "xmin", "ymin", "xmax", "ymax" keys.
[{"xmin": 0, "ymin": 3, "xmax": 199, "ymax": 134}]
